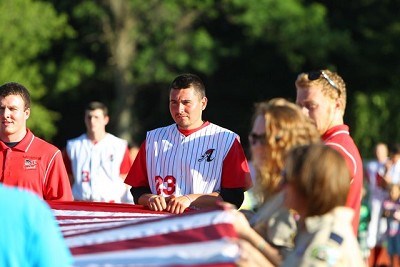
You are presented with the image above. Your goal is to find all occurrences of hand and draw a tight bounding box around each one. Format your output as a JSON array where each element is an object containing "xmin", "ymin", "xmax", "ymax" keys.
[
  {"xmin": 216, "ymin": 201, "xmax": 252, "ymax": 238},
  {"xmin": 165, "ymin": 195, "xmax": 191, "ymax": 214},
  {"xmin": 147, "ymin": 195, "xmax": 167, "ymax": 211}
]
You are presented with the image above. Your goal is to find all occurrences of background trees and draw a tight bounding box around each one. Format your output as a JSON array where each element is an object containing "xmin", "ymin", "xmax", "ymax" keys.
[{"xmin": 1, "ymin": 0, "xmax": 399, "ymax": 158}]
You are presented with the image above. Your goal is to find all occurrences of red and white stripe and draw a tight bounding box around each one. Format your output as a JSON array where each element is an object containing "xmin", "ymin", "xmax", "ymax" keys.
[{"xmin": 49, "ymin": 201, "xmax": 240, "ymax": 267}]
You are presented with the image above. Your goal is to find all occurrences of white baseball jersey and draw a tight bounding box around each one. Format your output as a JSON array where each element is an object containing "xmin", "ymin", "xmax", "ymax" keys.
[
  {"xmin": 145, "ymin": 123, "xmax": 237, "ymax": 197},
  {"xmin": 66, "ymin": 133, "xmax": 128, "ymax": 202}
]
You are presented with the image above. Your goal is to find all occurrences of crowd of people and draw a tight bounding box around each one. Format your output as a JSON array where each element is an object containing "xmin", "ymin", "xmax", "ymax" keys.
[
  {"xmin": 0, "ymin": 70, "xmax": 399, "ymax": 266},
  {"xmin": 363, "ymin": 142, "xmax": 400, "ymax": 267}
]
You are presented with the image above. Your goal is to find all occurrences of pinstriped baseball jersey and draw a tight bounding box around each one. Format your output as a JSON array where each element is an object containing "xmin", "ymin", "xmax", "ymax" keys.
[
  {"xmin": 66, "ymin": 133, "xmax": 128, "ymax": 202},
  {"xmin": 145, "ymin": 123, "xmax": 237, "ymax": 197}
]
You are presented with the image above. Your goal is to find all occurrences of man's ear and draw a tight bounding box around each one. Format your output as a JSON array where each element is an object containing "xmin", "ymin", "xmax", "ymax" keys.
[
  {"xmin": 104, "ymin": 115, "xmax": 110, "ymax": 125},
  {"xmin": 334, "ymin": 98, "xmax": 345, "ymax": 116},
  {"xmin": 25, "ymin": 108, "xmax": 30, "ymax": 119},
  {"xmin": 201, "ymin": 97, "xmax": 208, "ymax": 110}
]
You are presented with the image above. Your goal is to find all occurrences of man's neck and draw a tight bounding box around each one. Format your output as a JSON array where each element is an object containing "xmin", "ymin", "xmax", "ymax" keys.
[
  {"xmin": 87, "ymin": 131, "xmax": 107, "ymax": 143},
  {"xmin": 0, "ymin": 129, "xmax": 27, "ymax": 143}
]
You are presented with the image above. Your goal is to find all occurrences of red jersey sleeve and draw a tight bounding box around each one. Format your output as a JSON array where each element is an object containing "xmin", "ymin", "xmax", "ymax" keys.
[
  {"xmin": 221, "ymin": 138, "xmax": 252, "ymax": 190},
  {"xmin": 124, "ymin": 142, "xmax": 149, "ymax": 188},
  {"xmin": 44, "ymin": 151, "xmax": 74, "ymax": 201},
  {"xmin": 120, "ymin": 146, "xmax": 132, "ymax": 175}
]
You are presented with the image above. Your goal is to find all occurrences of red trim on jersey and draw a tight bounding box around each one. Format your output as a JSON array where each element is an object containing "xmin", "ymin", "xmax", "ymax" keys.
[
  {"xmin": 120, "ymin": 147, "xmax": 132, "ymax": 174},
  {"xmin": 178, "ymin": 121, "xmax": 210, "ymax": 136},
  {"xmin": 125, "ymin": 142, "xmax": 148, "ymax": 188},
  {"xmin": 322, "ymin": 124, "xmax": 363, "ymax": 234}
]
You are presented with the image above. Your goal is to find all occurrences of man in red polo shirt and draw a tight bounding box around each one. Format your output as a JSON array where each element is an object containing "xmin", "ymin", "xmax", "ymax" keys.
[
  {"xmin": 295, "ymin": 70, "xmax": 363, "ymax": 234},
  {"xmin": 0, "ymin": 82, "xmax": 73, "ymax": 201}
]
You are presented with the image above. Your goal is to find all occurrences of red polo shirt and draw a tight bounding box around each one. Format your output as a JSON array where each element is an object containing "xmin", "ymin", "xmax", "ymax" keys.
[
  {"xmin": 0, "ymin": 129, "xmax": 73, "ymax": 201},
  {"xmin": 322, "ymin": 124, "xmax": 363, "ymax": 234}
]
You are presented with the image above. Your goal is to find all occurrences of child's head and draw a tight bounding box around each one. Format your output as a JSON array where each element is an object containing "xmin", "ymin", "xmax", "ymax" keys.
[
  {"xmin": 283, "ymin": 144, "xmax": 350, "ymax": 218},
  {"xmin": 389, "ymin": 183, "xmax": 400, "ymax": 201}
]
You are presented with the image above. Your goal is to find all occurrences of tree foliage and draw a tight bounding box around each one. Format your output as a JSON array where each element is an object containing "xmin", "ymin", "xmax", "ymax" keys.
[
  {"xmin": 0, "ymin": 0, "xmax": 72, "ymax": 139},
  {"xmin": 2, "ymin": 0, "xmax": 400, "ymax": 158}
]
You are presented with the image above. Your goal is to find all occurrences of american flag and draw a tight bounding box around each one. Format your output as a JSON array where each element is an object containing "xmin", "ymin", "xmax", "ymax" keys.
[{"xmin": 49, "ymin": 201, "xmax": 240, "ymax": 267}]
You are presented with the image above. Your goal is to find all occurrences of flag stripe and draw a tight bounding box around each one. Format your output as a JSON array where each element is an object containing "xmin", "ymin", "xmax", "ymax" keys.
[{"xmin": 49, "ymin": 201, "xmax": 240, "ymax": 267}]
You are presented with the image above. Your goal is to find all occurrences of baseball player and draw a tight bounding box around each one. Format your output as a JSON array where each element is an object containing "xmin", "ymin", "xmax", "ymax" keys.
[
  {"xmin": 64, "ymin": 101, "xmax": 132, "ymax": 203},
  {"xmin": 0, "ymin": 82, "xmax": 73, "ymax": 201},
  {"xmin": 125, "ymin": 73, "xmax": 252, "ymax": 214}
]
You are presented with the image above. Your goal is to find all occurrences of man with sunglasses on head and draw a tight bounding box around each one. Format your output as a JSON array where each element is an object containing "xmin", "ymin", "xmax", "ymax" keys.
[{"xmin": 295, "ymin": 69, "xmax": 363, "ymax": 235}]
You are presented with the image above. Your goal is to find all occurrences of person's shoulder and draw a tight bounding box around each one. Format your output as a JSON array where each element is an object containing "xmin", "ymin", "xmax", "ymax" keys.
[
  {"xmin": 67, "ymin": 133, "xmax": 87, "ymax": 144},
  {"xmin": 31, "ymin": 135, "xmax": 60, "ymax": 153},
  {"xmin": 207, "ymin": 122, "xmax": 236, "ymax": 135},
  {"xmin": 0, "ymin": 185, "xmax": 48, "ymax": 210},
  {"xmin": 303, "ymin": 208, "xmax": 357, "ymax": 266},
  {"xmin": 147, "ymin": 123, "xmax": 176, "ymax": 134},
  {"xmin": 104, "ymin": 133, "xmax": 128, "ymax": 146}
]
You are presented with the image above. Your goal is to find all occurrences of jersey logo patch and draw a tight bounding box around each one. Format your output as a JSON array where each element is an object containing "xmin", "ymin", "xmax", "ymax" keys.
[
  {"xmin": 198, "ymin": 149, "xmax": 216, "ymax": 162},
  {"xmin": 24, "ymin": 159, "xmax": 38, "ymax": 170}
]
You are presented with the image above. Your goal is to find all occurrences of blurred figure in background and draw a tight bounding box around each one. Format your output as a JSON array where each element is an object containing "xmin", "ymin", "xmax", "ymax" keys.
[
  {"xmin": 229, "ymin": 98, "xmax": 321, "ymax": 266},
  {"xmin": 382, "ymin": 183, "xmax": 400, "ymax": 267},
  {"xmin": 234, "ymin": 144, "xmax": 365, "ymax": 266},
  {"xmin": 281, "ymin": 144, "xmax": 365, "ymax": 266},
  {"xmin": 64, "ymin": 101, "xmax": 132, "ymax": 203},
  {"xmin": 358, "ymin": 178, "xmax": 371, "ymax": 266},
  {"xmin": 366, "ymin": 142, "xmax": 389, "ymax": 265},
  {"xmin": 295, "ymin": 69, "xmax": 363, "ymax": 234}
]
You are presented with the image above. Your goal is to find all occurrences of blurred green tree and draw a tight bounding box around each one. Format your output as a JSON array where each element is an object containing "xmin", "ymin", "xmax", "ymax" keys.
[{"xmin": 0, "ymin": 0, "xmax": 73, "ymax": 139}]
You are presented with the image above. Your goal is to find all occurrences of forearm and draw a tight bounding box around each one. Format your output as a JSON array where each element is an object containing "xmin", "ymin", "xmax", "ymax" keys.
[
  {"xmin": 236, "ymin": 239, "xmax": 275, "ymax": 267},
  {"xmin": 182, "ymin": 192, "xmax": 222, "ymax": 209},
  {"xmin": 240, "ymin": 225, "xmax": 282, "ymax": 266},
  {"xmin": 130, "ymin": 186, "xmax": 151, "ymax": 204}
]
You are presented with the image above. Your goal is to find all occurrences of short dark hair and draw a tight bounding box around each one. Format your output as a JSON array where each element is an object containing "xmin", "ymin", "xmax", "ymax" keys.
[
  {"xmin": 388, "ymin": 143, "xmax": 400, "ymax": 156},
  {"xmin": 0, "ymin": 82, "xmax": 31, "ymax": 109},
  {"xmin": 85, "ymin": 101, "xmax": 108, "ymax": 116},
  {"xmin": 169, "ymin": 73, "xmax": 206, "ymax": 98}
]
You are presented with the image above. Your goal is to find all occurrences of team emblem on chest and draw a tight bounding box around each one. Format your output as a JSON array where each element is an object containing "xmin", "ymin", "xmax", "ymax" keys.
[
  {"xmin": 24, "ymin": 158, "xmax": 38, "ymax": 170},
  {"xmin": 198, "ymin": 149, "xmax": 216, "ymax": 162}
]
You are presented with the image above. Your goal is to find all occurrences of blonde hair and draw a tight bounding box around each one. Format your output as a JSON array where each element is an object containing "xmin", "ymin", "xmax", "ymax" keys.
[
  {"xmin": 285, "ymin": 144, "xmax": 350, "ymax": 217},
  {"xmin": 253, "ymin": 98, "xmax": 321, "ymax": 202},
  {"xmin": 295, "ymin": 69, "xmax": 347, "ymax": 111}
]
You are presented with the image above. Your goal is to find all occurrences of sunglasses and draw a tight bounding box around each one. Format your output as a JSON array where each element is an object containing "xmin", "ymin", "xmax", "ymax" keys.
[
  {"xmin": 249, "ymin": 133, "xmax": 266, "ymax": 145},
  {"xmin": 307, "ymin": 70, "xmax": 341, "ymax": 97}
]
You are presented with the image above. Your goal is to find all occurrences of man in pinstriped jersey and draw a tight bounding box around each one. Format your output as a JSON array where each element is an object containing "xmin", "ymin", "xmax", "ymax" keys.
[{"xmin": 125, "ymin": 73, "xmax": 252, "ymax": 214}]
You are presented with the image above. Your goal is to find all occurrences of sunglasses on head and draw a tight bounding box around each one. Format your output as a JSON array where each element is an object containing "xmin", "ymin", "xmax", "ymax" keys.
[
  {"xmin": 248, "ymin": 132, "xmax": 266, "ymax": 146},
  {"xmin": 307, "ymin": 70, "xmax": 340, "ymax": 97}
]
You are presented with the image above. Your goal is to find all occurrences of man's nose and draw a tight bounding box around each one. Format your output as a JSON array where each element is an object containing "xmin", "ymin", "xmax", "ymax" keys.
[
  {"xmin": 3, "ymin": 108, "xmax": 11, "ymax": 117},
  {"xmin": 178, "ymin": 103, "xmax": 185, "ymax": 113}
]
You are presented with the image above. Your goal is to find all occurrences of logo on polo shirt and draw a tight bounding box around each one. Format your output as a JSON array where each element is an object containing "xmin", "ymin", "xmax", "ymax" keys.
[{"xmin": 24, "ymin": 159, "xmax": 38, "ymax": 170}]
